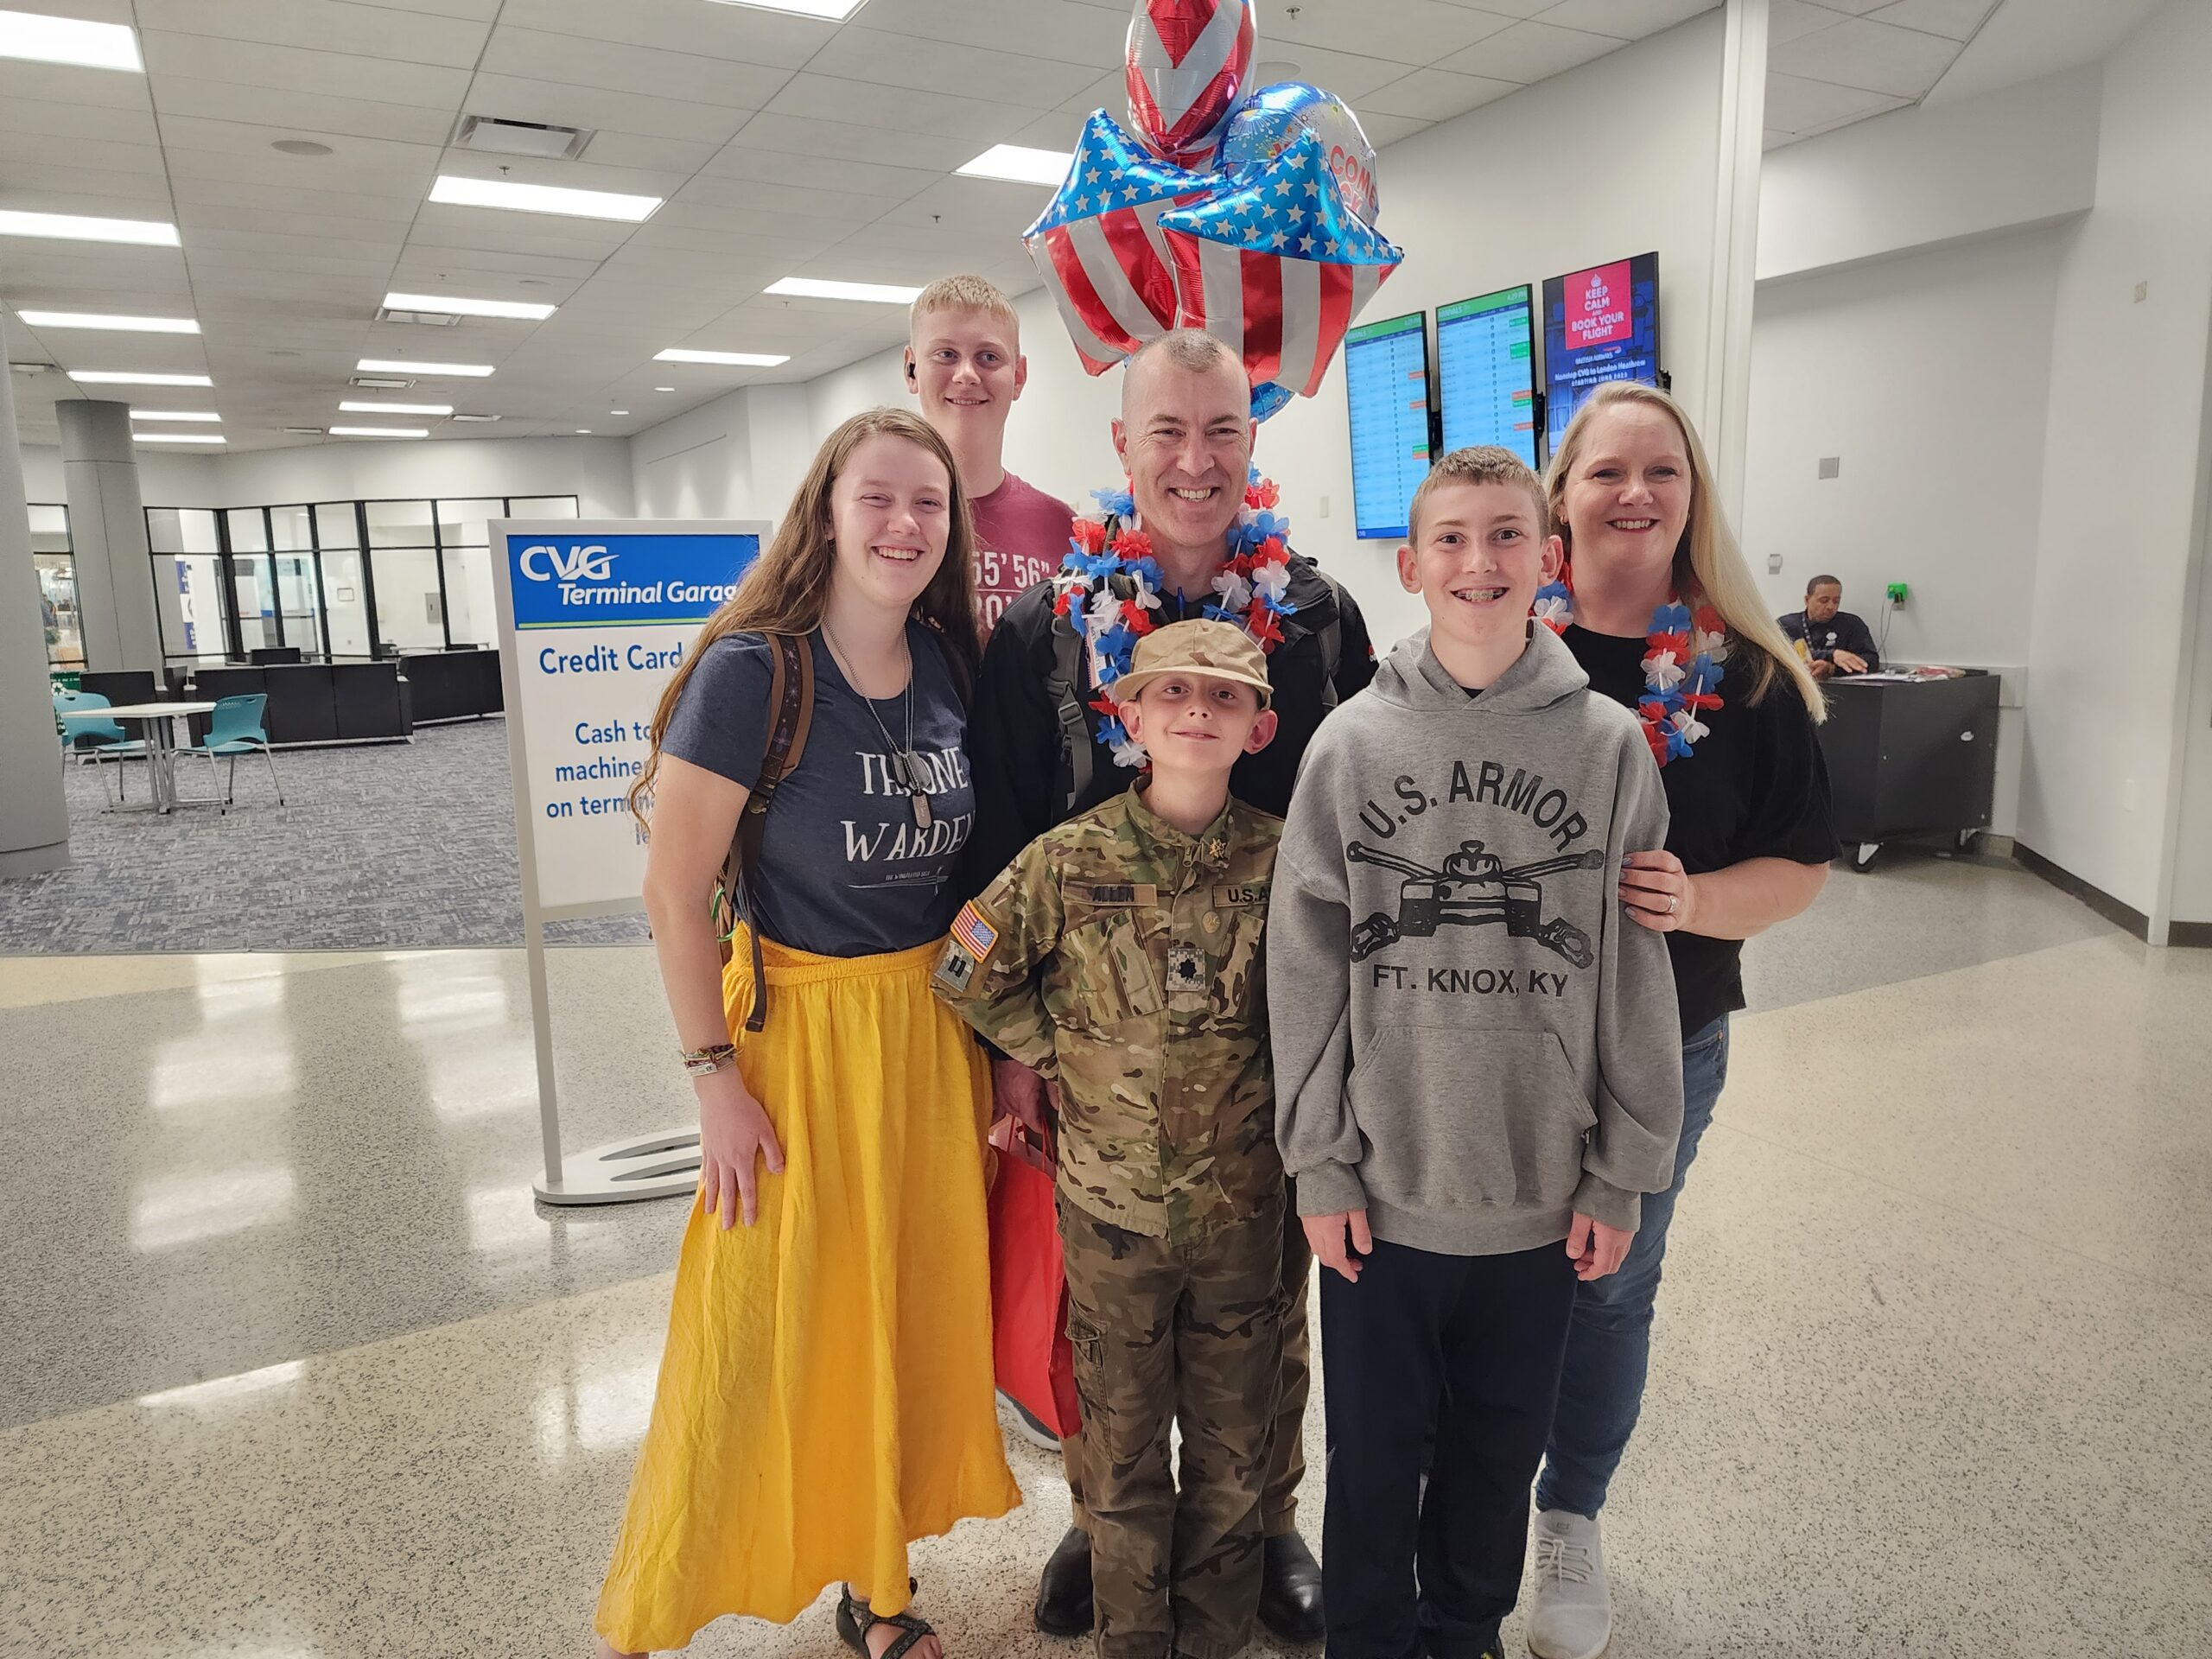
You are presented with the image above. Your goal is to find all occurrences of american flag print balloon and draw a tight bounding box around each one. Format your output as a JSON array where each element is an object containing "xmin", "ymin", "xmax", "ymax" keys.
[
  {"xmin": 1157, "ymin": 128, "xmax": 1402, "ymax": 397},
  {"xmin": 1217, "ymin": 81, "xmax": 1381, "ymax": 226},
  {"xmin": 1124, "ymin": 0, "xmax": 1258, "ymax": 166},
  {"xmin": 1023, "ymin": 110, "xmax": 1222, "ymax": 373}
]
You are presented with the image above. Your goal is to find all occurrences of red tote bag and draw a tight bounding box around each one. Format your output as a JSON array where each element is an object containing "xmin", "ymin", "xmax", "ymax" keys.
[{"xmin": 986, "ymin": 1116, "xmax": 1082, "ymax": 1439}]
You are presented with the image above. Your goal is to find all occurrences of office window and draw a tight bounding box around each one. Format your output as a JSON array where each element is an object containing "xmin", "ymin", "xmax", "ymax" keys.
[
  {"xmin": 146, "ymin": 508, "xmax": 229, "ymax": 663},
  {"xmin": 30, "ymin": 504, "xmax": 81, "ymax": 668},
  {"xmin": 437, "ymin": 499, "xmax": 500, "ymax": 648}
]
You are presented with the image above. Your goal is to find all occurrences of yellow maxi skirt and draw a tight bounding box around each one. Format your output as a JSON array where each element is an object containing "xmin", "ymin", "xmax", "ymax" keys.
[{"xmin": 594, "ymin": 931, "xmax": 1020, "ymax": 1651}]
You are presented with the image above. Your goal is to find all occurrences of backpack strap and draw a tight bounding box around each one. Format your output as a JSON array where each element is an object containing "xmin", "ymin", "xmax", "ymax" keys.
[
  {"xmin": 716, "ymin": 630, "xmax": 814, "ymax": 1033},
  {"xmin": 1046, "ymin": 516, "xmax": 1114, "ymax": 817},
  {"xmin": 1318, "ymin": 613, "xmax": 1343, "ymax": 712}
]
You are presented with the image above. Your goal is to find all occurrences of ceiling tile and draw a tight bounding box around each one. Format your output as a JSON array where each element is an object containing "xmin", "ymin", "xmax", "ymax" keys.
[
  {"xmin": 564, "ymin": 133, "xmax": 723, "ymax": 175},
  {"xmin": 461, "ymin": 73, "xmax": 754, "ymax": 147},
  {"xmin": 177, "ymin": 202, "xmax": 413, "ymax": 246},
  {"xmin": 0, "ymin": 59, "xmax": 155, "ymax": 113},
  {"xmin": 475, "ymin": 26, "xmax": 797, "ymax": 109},
  {"xmin": 1344, "ymin": 67, "xmax": 1521, "ymax": 122},
  {"xmin": 164, "ymin": 143, "xmax": 438, "ymax": 200},
  {"xmin": 496, "ymin": 0, "xmax": 832, "ymax": 66},
  {"xmin": 140, "ymin": 31, "xmax": 474, "ymax": 110},
  {"xmin": 1535, "ymin": 0, "xmax": 1720, "ymax": 36},
  {"xmin": 697, "ymin": 145, "xmax": 944, "ymax": 202},
  {"xmin": 732, "ymin": 111, "xmax": 995, "ymax": 174},
  {"xmin": 153, "ymin": 113, "xmax": 440, "ymax": 169},
  {"xmin": 1003, "ymin": 109, "xmax": 1091, "ymax": 152},
  {"xmin": 0, "ymin": 163, "xmax": 172, "ymax": 210},
  {"xmin": 1762, "ymin": 70, "xmax": 1911, "ymax": 131},
  {"xmin": 150, "ymin": 79, "xmax": 457, "ymax": 144},
  {"xmin": 673, "ymin": 172, "xmax": 912, "ymax": 226},
  {"xmin": 389, "ymin": 245, "xmax": 605, "ymax": 280},
  {"xmin": 1353, "ymin": 111, "xmax": 1437, "ymax": 148},
  {"xmin": 170, "ymin": 177, "xmax": 422, "ymax": 223},
  {"xmin": 854, "ymin": 0, "xmax": 1129, "ymax": 63},
  {"xmin": 0, "ymin": 95, "xmax": 162, "ymax": 147},
  {"xmin": 190, "ymin": 247, "xmax": 416, "ymax": 279},
  {"xmin": 1264, "ymin": 0, "xmax": 1517, "ymax": 64},
  {"xmin": 763, "ymin": 73, "xmax": 1039, "ymax": 144},
  {"xmin": 184, "ymin": 225, "xmax": 414, "ymax": 263},
  {"xmin": 801, "ymin": 27, "xmax": 1102, "ymax": 109},
  {"xmin": 1768, "ymin": 0, "xmax": 1850, "ymax": 46},
  {"xmin": 0, "ymin": 130, "xmax": 165, "ymax": 178},
  {"xmin": 406, "ymin": 206, "xmax": 636, "ymax": 260},
  {"xmin": 131, "ymin": 0, "xmax": 494, "ymax": 68},
  {"xmin": 1864, "ymin": 0, "xmax": 1999, "ymax": 41},
  {"xmin": 1769, "ymin": 15, "xmax": 1962, "ymax": 95},
  {"xmin": 1248, "ymin": 44, "xmax": 1435, "ymax": 104},
  {"xmin": 1436, "ymin": 19, "xmax": 1627, "ymax": 81}
]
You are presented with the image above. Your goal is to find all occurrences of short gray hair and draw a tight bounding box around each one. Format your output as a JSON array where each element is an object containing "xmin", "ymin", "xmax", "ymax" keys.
[{"xmin": 1122, "ymin": 328, "xmax": 1243, "ymax": 416}]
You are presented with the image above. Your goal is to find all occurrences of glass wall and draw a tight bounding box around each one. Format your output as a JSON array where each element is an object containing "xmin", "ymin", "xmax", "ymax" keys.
[
  {"xmin": 142, "ymin": 494, "xmax": 578, "ymax": 664},
  {"xmin": 30, "ymin": 505, "xmax": 82, "ymax": 668}
]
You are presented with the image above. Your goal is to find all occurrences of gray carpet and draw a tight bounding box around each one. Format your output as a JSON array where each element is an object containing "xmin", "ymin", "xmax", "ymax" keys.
[{"xmin": 0, "ymin": 719, "xmax": 651, "ymax": 953}]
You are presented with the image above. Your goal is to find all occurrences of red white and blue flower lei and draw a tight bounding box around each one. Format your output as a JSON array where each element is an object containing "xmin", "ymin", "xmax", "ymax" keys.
[
  {"xmin": 1533, "ymin": 568, "xmax": 1728, "ymax": 766},
  {"xmin": 1052, "ymin": 467, "xmax": 1293, "ymax": 769}
]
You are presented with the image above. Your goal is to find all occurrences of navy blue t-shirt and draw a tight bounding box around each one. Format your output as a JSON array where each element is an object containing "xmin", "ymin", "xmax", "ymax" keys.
[{"xmin": 661, "ymin": 626, "xmax": 975, "ymax": 957}]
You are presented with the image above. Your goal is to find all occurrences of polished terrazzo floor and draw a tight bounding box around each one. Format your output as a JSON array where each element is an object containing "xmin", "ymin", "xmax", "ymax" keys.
[{"xmin": 2, "ymin": 854, "xmax": 2205, "ymax": 1657}]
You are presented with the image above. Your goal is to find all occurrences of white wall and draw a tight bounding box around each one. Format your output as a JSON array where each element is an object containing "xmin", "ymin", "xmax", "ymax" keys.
[
  {"xmin": 730, "ymin": 9, "xmax": 1734, "ymax": 658},
  {"xmin": 1757, "ymin": 66, "xmax": 2101, "ymax": 283},
  {"xmin": 1743, "ymin": 225, "xmax": 2071, "ymax": 834},
  {"xmin": 2015, "ymin": 0, "xmax": 2212, "ymax": 925},
  {"xmin": 20, "ymin": 442, "xmax": 219, "ymax": 508}
]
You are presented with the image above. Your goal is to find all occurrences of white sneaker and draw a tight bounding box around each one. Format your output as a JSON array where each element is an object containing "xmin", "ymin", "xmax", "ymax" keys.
[{"xmin": 1526, "ymin": 1507, "xmax": 1610, "ymax": 1659}]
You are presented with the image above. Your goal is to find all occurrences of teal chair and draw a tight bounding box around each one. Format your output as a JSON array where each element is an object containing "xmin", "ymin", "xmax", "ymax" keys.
[
  {"xmin": 52, "ymin": 687, "xmax": 146, "ymax": 808},
  {"xmin": 187, "ymin": 693, "xmax": 285, "ymax": 809}
]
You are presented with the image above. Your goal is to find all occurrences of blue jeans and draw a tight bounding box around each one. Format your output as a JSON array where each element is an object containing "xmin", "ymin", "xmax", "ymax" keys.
[{"xmin": 1534, "ymin": 1014, "xmax": 1731, "ymax": 1519}]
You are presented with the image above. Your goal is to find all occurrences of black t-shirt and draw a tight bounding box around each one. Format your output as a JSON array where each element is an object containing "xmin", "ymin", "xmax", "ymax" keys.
[{"xmin": 1563, "ymin": 626, "xmax": 1840, "ymax": 1037}]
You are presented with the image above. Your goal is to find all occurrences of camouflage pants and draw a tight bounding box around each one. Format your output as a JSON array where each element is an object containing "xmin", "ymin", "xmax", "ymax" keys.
[
  {"xmin": 1058, "ymin": 1193, "xmax": 1287, "ymax": 1659},
  {"xmin": 1061, "ymin": 1196, "xmax": 1312, "ymax": 1535}
]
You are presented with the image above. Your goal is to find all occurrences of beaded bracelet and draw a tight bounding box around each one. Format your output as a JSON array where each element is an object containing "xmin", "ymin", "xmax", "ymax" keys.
[{"xmin": 680, "ymin": 1042, "xmax": 737, "ymax": 1077}]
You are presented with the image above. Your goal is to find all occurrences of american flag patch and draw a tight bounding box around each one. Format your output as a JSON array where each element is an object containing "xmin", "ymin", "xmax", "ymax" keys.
[{"xmin": 951, "ymin": 901, "xmax": 999, "ymax": 962}]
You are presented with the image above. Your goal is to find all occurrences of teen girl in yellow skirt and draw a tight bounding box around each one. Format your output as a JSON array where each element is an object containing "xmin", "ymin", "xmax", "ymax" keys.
[{"xmin": 594, "ymin": 409, "xmax": 1020, "ymax": 1658}]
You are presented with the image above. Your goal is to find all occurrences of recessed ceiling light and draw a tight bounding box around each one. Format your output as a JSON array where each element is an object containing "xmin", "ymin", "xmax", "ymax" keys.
[
  {"xmin": 340, "ymin": 400, "xmax": 452, "ymax": 415},
  {"xmin": 381, "ymin": 290, "xmax": 556, "ymax": 321},
  {"xmin": 706, "ymin": 0, "xmax": 869, "ymax": 17},
  {"xmin": 575, "ymin": 428, "xmax": 593, "ymax": 434},
  {"xmin": 0, "ymin": 209, "xmax": 179, "ymax": 246},
  {"xmin": 68, "ymin": 370, "xmax": 212, "ymax": 386},
  {"xmin": 449, "ymin": 412, "xmax": 501, "ymax": 423},
  {"xmin": 0, "ymin": 9, "xmax": 143, "ymax": 72},
  {"xmin": 272, "ymin": 138, "xmax": 333, "ymax": 156},
  {"xmin": 654, "ymin": 386, "xmax": 677, "ymax": 392},
  {"xmin": 328, "ymin": 426, "xmax": 429, "ymax": 438},
  {"xmin": 282, "ymin": 426, "xmax": 324, "ymax": 435},
  {"xmin": 652, "ymin": 347, "xmax": 791, "ymax": 366},
  {"xmin": 128, "ymin": 410, "xmax": 219, "ymax": 422},
  {"xmin": 18, "ymin": 310, "xmax": 199, "ymax": 334},
  {"xmin": 764, "ymin": 276, "xmax": 921, "ymax": 304},
  {"xmin": 356, "ymin": 359, "xmax": 493, "ymax": 378},
  {"xmin": 610, "ymin": 409, "xmax": 628, "ymax": 415},
  {"xmin": 135, "ymin": 433, "xmax": 226, "ymax": 444},
  {"xmin": 956, "ymin": 144, "xmax": 1074, "ymax": 187},
  {"xmin": 429, "ymin": 174, "xmax": 660, "ymax": 223}
]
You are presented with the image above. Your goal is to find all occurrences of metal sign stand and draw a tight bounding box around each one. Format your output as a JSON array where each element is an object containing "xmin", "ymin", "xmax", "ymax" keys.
[{"xmin": 490, "ymin": 518, "xmax": 769, "ymax": 1206}]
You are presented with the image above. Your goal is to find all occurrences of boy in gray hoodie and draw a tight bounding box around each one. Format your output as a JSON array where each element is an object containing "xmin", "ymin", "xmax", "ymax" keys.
[{"xmin": 1267, "ymin": 447, "xmax": 1683, "ymax": 1659}]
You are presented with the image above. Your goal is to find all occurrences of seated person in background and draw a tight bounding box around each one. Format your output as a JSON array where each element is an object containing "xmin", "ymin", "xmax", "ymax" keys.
[{"xmin": 1779, "ymin": 575, "xmax": 1879, "ymax": 678}]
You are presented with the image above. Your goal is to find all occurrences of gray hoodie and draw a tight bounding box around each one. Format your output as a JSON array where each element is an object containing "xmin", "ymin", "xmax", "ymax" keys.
[{"xmin": 1268, "ymin": 625, "xmax": 1684, "ymax": 1255}]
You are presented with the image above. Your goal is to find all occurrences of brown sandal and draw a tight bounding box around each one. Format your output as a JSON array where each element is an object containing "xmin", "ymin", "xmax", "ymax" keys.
[{"xmin": 835, "ymin": 1581, "xmax": 938, "ymax": 1659}]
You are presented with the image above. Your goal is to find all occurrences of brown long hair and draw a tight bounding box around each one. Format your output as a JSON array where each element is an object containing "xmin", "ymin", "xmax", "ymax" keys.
[
  {"xmin": 1545, "ymin": 381, "xmax": 1824, "ymax": 720},
  {"xmin": 627, "ymin": 407, "xmax": 981, "ymax": 828}
]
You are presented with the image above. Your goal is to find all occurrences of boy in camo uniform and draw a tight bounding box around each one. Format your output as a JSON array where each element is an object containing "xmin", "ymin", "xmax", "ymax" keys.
[{"xmin": 934, "ymin": 619, "xmax": 1287, "ymax": 1659}]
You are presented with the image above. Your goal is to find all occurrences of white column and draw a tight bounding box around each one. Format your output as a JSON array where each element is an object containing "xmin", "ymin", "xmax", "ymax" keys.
[
  {"xmin": 1701, "ymin": 0, "xmax": 1770, "ymax": 526},
  {"xmin": 57, "ymin": 398, "xmax": 165, "ymax": 671},
  {"xmin": 0, "ymin": 317, "xmax": 71, "ymax": 875}
]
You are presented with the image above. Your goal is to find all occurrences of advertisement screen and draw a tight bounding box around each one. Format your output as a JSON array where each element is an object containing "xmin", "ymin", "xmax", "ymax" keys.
[
  {"xmin": 1541, "ymin": 252, "xmax": 1661, "ymax": 454},
  {"xmin": 1344, "ymin": 309, "xmax": 1433, "ymax": 542},
  {"xmin": 1438, "ymin": 284, "xmax": 1538, "ymax": 468}
]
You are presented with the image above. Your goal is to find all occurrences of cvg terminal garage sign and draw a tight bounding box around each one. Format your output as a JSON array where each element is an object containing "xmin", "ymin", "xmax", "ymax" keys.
[{"xmin": 493, "ymin": 520, "xmax": 766, "ymax": 912}]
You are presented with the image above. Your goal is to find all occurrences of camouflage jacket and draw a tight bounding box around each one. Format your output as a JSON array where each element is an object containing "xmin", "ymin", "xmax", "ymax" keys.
[{"xmin": 934, "ymin": 785, "xmax": 1284, "ymax": 1240}]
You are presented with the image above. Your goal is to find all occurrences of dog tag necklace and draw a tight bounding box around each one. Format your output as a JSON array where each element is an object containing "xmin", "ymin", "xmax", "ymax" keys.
[{"xmin": 820, "ymin": 624, "xmax": 931, "ymax": 830}]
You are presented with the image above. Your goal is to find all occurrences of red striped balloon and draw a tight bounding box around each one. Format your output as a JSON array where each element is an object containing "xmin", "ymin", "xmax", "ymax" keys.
[{"xmin": 1124, "ymin": 0, "xmax": 1257, "ymax": 165}]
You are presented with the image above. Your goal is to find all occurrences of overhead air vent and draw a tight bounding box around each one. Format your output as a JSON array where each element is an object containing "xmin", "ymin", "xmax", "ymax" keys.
[
  {"xmin": 449, "ymin": 412, "xmax": 502, "ymax": 423},
  {"xmin": 453, "ymin": 115, "xmax": 593, "ymax": 162},
  {"xmin": 282, "ymin": 426, "xmax": 325, "ymax": 435},
  {"xmin": 350, "ymin": 374, "xmax": 413, "ymax": 389},
  {"xmin": 376, "ymin": 306, "xmax": 461, "ymax": 327}
]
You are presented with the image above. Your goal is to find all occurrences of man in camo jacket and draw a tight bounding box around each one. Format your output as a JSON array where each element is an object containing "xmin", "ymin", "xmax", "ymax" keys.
[{"xmin": 935, "ymin": 619, "xmax": 1287, "ymax": 1659}]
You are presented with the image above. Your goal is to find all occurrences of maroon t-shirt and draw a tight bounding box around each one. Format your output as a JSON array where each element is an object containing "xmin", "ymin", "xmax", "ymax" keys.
[{"xmin": 969, "ymin": 470, "xmax": 1072, "ymax": 640}]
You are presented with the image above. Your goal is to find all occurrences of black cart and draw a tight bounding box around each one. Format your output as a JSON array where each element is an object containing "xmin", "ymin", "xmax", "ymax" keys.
[{"xmin": 1815, "ymin": 671, "xmax": 2002, "ymax": 869}]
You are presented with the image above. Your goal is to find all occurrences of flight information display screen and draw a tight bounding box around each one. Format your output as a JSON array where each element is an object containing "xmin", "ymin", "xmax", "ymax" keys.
[
  {"xmin": 1541, "ymin": 251, "xmax": 1661, "ymax": 455},
  {"xmin": 1438, "ymin": 284, "xmax": 1538, "ymax": 467},
  {"xmin": 1344, "ymin": 309, "xmax": 1432, "ymax": 541}
]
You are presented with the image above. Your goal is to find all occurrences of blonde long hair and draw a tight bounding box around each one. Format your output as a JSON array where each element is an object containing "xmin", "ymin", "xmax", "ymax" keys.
[
  {"xmin": 627, "ymin": 407, "xmax": 981, "ymax": 827},
  {"xmin": 1546, "ymin": 381, "xmax": 1824, "ymax": 719}
]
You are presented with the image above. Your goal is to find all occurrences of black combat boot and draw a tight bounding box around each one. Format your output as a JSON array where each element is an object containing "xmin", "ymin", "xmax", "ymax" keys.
[
  {"xmin": 1033, "ymin": 1525, "xmax": 1094, "ymax": 1637},
  {"xmin": 1258, "ymin": 1530, "xmax": 1325, "ymax": 1643}
]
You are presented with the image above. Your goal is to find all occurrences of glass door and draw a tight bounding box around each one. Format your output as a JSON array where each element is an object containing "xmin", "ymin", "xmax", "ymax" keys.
[{"xmin": 316, "ymin": 505, "xmax": 372, "ymax": 658}]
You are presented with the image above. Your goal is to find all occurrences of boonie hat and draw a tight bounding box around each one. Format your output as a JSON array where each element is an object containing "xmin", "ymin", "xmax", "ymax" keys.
[{"xmin": 1111, "ymin": 617, "xmax": 1273, "ymax": 708}]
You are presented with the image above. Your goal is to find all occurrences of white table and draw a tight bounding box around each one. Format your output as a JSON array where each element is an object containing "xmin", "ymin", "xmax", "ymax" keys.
[{"xmin": 59, "ymin": 701, "xmax": 218, "ymax": 814}]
